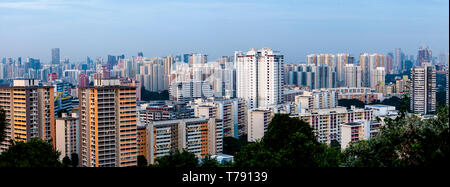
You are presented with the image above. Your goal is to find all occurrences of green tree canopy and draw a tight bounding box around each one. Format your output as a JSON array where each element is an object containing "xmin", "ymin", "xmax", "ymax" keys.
[
  {"xmin": 0, "ymin": 109, "xmax": 6, "ymax": 143},
  {"xmin": 0, "ymin": 138, "xmax": 62, "ymax": 167},
  {"xmin": 70, "ymin": 153, "xmax": 79, "ymax": 167},
  {"xmin": 342, "ymin": 105, "xmax": 449, "ymax": 167},
  {"xmin": 199, "ymin": 155, "xmax": 221, "ymax": 168},
  {"xmin": 137, "ymin": 155, "xmax": 148, "ymax": 167},
  {"xmin": 153, "ymin": 149, "xmax": 199, "ymax": 168},
  {"xmin": 234, "ymin": 114, "xmax": 341, "ymax": 167}
]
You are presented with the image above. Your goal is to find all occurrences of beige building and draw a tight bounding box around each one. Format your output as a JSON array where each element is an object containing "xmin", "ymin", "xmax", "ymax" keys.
[
  {"xmin": 146, "ymin": 117, "xmax": 223, "ymax": 164},
  {"xmin": 296, "ymin": 106, "xmax": 375, "ymax": 145},
  {"xmin": 56, "ymin": 113, "xmax": 79, "ymax": 161},
  {"xmin": 341, "ymin": 121, "xmax": 366, "ymax": 150},
  {"xmin": 192, "ymin": 98, "xmax": 247, "ymax": 138},
  {"xmin": 247, "ymin": 108, "xmax": 273, "ymax": 142}
]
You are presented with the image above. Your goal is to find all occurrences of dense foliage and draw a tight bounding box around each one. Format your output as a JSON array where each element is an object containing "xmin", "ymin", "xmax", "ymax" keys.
[
  {"xmin": 342, "ymin": 106, "xmax": 449, "ymax": 167},
  {"xmin": 234, "ymin": 114, "xmax": 341, "ymax": 167},
  {"xmin": 141, "ymin": 87, "xmax": 169, "ymax": 101},
  {"xmin": 338, "ymin": 99, "xmax": 366, "ymax": 109},
  {"xmin": 0, "ymin": 138, "xmax": 62, "ymax": 167},
  {"xmin": 0, "ymin": 109, "xmax": 6, "ymax": 143},
  {"xmin": 223, "ymin": 135, "xmax": 249, "ymax": 156},
  {"xmin": 137, "ymin": 155, "xmax": 148, "ymax": 167},
  {"xmin": 153, "ymin": 149, "xmax": 199, "ymax": 167}
]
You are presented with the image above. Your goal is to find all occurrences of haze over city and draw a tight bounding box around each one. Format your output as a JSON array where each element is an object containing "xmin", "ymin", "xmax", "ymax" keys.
[{"xmin": 0, "ymin": 0, "xmax": 448, "ymax": 63}]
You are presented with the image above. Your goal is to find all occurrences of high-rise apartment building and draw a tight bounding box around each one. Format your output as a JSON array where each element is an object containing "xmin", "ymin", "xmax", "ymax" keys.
[
  {"xmin": 294, "ymin": 89, "xmax": 338, "ymax": 113},
  {"xmin": 78, "ymin": 79, "xmax": 138, "ymax": 167},
  {"xmin": 192, "ymin": 98, "xmax": 247, "ymax": 138},
  {"xmin": 286, "ymin": 64, "xmax": 336, "ymax": 90},
  {"xmin": 344, "ymin": 64, "xmax": 362, "ymax": 88},
  {"xmin": 336, "ymin": 54, "xmax": 349, "ymax": 87},
  {"xmin": 0, "ymin": 79, "xmax": 55, "ymax": 152},
  {"xmin": 52, "ymin": 48, "xmax": 60, "ymax": 65},
  {"xmin": 236, "ymin": 48, "xmax": 284, "ymax": 109},
  {"xmin": 410, "ymin": 63, "xmax": 436, "ymax": 114}
]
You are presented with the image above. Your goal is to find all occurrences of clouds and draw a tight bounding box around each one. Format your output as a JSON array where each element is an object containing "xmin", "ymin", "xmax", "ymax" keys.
[{"xmin": 0, "ymin": 0, "xmax": 97, "ymax": 10}]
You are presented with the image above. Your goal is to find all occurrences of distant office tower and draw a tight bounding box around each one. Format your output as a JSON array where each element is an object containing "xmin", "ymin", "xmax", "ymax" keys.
[
  {"xmin": 78, "ymin": 79, "xmax": 138, "ymax": 167},
  {"xmin": 336, "ymin": 54, "xmax": 349, "ymax": 87},
  {"xmin": 0, "ymin": 79, "xmax": 55, "ymax": 152},
  {"xmin": 344, "ymin": 64, "xmax": 362, "ymax": 88},
  {"xmin": 394, "ymin": 48, "xmax": 404, "ymax": 73},
  {"xmin": 247, "ymin": 108, "xmax": 273, "ymax": 142},
  {"xmin": 236, "ymin": 48, "xmax": 284, "ymax": 109},
  {"xmin": 146, "ymin": 117, "xmax": 223, "ymax": 164},
  {"xmin": 52, "ymin": 48, "xmax": 60, "ymax": 65},
  {"xmin": 386, "ymin": 53, "xmax": 394, "ymax": 74},
  {"xmin": 183, "ymin": 53, "xmax": 193, "ymax": 63},
  {"xmin": 107, "ymin": 55, "xmax": 118, "ymax": 69},
  {"xmin": 410, "ymin": 63, "xmax": 436, "ymax": 114},
  {"xmin": 55, "ymin": 113, "xmax": 79, "ymax": 161},
  {"xmin": 417, "ymin": 47, "xmax": 432, "ymax": 67},
  {"xmin": 138, "ymin": 51, "xmax": 144, "ymax": 57}
]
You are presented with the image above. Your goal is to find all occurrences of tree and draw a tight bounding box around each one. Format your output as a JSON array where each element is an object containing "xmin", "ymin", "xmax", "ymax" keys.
[
  {"xmin": 0, "ymin": 109, "xmax": 6, "ymax": 143},
  {"xmin": 338, "ymin": 99, "xmax": 366, "ymax": 109},
  {"xmin": 200, "ymin": 155, "xmax": 221, "ymax": 168},
  {"xmin": 0, "ymin": 138, "xmax": 62, "ymax": 167},
  {"xmin": 62, "ymin": 156, "xmax": 71, "ymax": 167},
  {"xmin": 153, "ymin": 149, "xmax": 199, "ymax": 167},
  {"xmin": 137, "ymin": 155, "xmax": 148, "ymax": 167},
  {"xmin": 342, "ymin": 105, "xmax": 449, "ymax": 167},
  {"xmin": 235, "ymin": 114, "xmax": 341, "ymax": 167},
  {"xmin": 223, "ymin": 135, "xmax": 249, "ymax": 156},
  {"xmin": 141, "ymin": 87, "xmax": 169, "ymax": 101},
  {"xmin": 70, "ymin": 153, "xmax": 79, "ymax": 167}
]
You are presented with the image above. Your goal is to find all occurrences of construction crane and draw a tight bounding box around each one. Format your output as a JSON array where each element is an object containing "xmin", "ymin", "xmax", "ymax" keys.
[{"xmin": 54, "ymin": 92, "xmax": 73, "ymax": 101}]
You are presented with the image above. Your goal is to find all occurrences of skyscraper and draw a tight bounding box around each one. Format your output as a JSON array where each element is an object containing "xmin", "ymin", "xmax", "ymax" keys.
[
  {"xmin": 417, "ymin": 47, "xmax": 432, "ymax": 67},
  {"xmin": 336, "ymin": 54, "xmax": 349, "ymax": 87},
  {"xmin": 52, "ymin": 48, "xmax": 60, "ymax": 65},
  {"xmin": 394, "ymin": 48, "xmax": 404, "ymax": 73},
  {"xmin": 78, "ymin": 79, "xmax": 138, "ymax": 167},
  {"xmin": 410, "ymin": 63, "xmax": 436, "ymax": 114},
  {"xmin": 236, "ymin": 48, "xmax": 284, "ymax": 109}
]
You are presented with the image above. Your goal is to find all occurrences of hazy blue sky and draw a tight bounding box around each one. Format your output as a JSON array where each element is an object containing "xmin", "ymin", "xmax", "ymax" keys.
[{"xmin": 0, "ymin": 0, "xmax": 448, "ymax": 63}]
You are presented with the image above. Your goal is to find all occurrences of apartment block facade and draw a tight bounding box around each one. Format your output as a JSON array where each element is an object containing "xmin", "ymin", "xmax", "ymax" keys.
[
  {"xmin": 0, "ymin": 79, "xmax": 55, "ymax": 152},
  {"xmin": 78, "ymin": 79, "xmax": 138, "ymax": 167}
]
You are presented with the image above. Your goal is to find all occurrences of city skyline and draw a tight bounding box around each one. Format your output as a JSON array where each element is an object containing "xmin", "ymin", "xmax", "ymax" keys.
[{"xmin": 0, "ymin": 0, "xmax": 448, "ymax": 63}]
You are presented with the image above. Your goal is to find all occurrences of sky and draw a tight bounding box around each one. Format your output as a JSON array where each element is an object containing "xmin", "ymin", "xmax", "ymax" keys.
[{"xmin": 0, "ymin": 0, "xmax": 448, "ymax": 63}]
